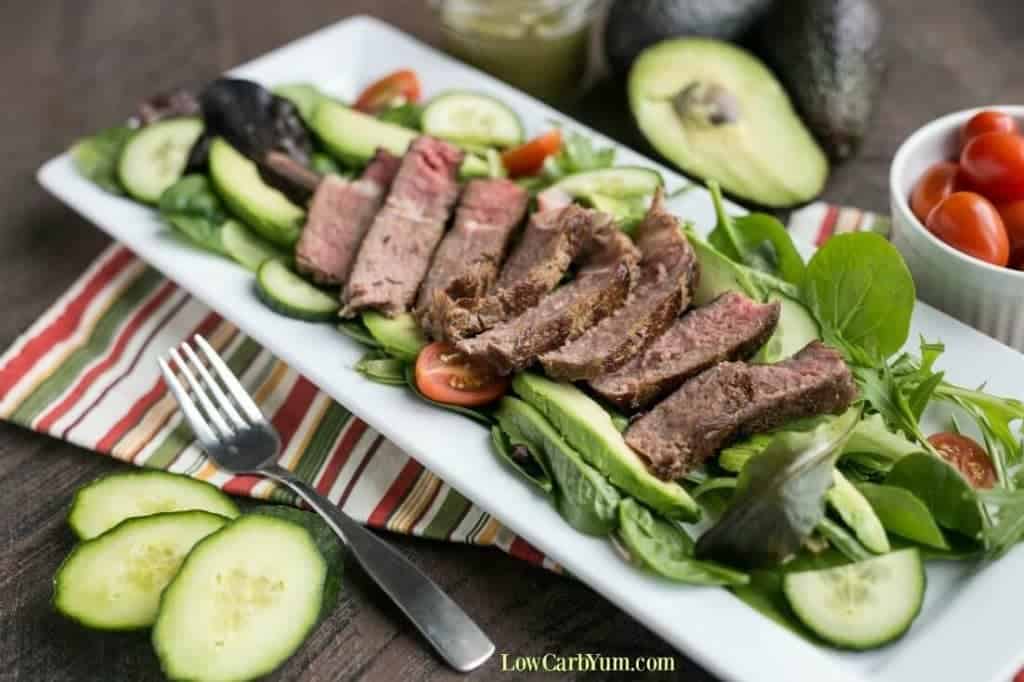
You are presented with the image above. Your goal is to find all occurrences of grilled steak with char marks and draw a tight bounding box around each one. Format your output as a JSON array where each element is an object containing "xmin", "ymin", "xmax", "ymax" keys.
[
  {"xmin": 342, "ymin": 136, "xmax": 463, "ymax": 317},
  {"xmin": 590, "ymin": 292, "xmax": 781, "ymax": 411},
  {"xmin": 416, "ymin": 179, "xmax": 529, "ymax": 337},
  {"xmin": 295, "ymin": 149, "xmax": 401, "ymax": 285},
  {"xmin": 455, "ymin": 216, "xmax": 639, "ymax": 375},
  {"xmin": 540, "ymin": 190, "xmax": 697, "ymax": 381},
  {"xmin": 625, "ymin": 341, "xmax": 857, "ymax": 480}
]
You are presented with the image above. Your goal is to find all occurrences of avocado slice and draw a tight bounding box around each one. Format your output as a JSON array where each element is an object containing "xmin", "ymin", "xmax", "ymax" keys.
[
  {"xmin": 753, "ymin": 0, "xmax": 885, "ymax": 161},
  {"xmin": 494, "ymin": 397, "xmax": 620, "ymax": 536},
  {"xmin": 628, "ymin": 38, "xmax": 828, "ymax": 208},
  {"xmin": 362, "ymin": 312, "xmax": 427, "ymax": 361},
  {"xmin": 604, "ymin": 0, "xmax": 773, "ymax": 76},
  {"xmin": 512, "ymin": 373, "xmax": 700, "ymax": 521},
  {"xmin": 312, "ymin": 100, "xmax": 417, "ymax": 166},
  {"xmin": 208, "ymin": 138, "xmax": 305, "ymax": 247}
]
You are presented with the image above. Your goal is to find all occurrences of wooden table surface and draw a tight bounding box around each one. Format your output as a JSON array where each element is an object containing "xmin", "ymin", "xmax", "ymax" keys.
[{"xmin": 2, "ymin": 2, "xmax": 1022, "ymax": 680}]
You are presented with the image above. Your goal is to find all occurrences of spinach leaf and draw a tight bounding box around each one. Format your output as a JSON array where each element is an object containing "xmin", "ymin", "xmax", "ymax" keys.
[
  {"xmin": 490, "ymin": 425, "xmax": 553, "ymax": 496},
  {"xmin": 354, "ymin": 351, "xmax": 407, "ymax": 385},
  {"xmin": 706, "ymin": 181, "xmax": 805, "ymax": 285},
  {"xmin": 378, "ymin": 103, "xmax": 423, "ymax": 130},
  {"xmin": 617, "ymin": 498, "xmax": 748, "ymax": 586},
  {"xmin": 402, "ymin": 364, "xmax": 493, "ymax": 426},
  {"xmin": 691, "ymin": 477, "xmax": 738, "ymax": 500},
  {"xmin": 695, "ymin": 408, "xmax": 860, "ymax": 568},
  {"xmin": 337, "ymin": 320, "xmax": 381, "ymax": 348},
  {"xmin": 841, "ymin": 412, "xmax": 923, "ymax": 469},
  {"xmin": 886, "ymin": 452, "xmax": 985, "ymax": 541},
  {"xmin": 802, "ymin": 232, "xmax": 915, "ymax": 360},
  {"xmin": 158, "ymin": 174, "xmax": 230, "ymax": 255},
  {"xmin": 71, "ymin": 125, "xmax": 134, "ymax": 194},
  {"xmin": 856, "ymin": 483, "xmax": 949, "ymax": 549}
]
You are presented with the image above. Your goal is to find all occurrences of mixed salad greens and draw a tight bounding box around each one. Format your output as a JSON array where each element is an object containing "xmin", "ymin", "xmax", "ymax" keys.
[{"xmin": 68, "ymin": 67, "xmax": 1024, "ymax": 655}]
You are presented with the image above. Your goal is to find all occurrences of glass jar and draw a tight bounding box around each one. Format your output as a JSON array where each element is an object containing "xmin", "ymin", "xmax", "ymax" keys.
[{"xmin": 434, "ymin": 0, "xmax": 599, "ymax": 103}]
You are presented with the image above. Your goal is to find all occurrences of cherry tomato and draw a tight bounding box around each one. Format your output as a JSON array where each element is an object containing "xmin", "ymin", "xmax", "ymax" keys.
[
  {"xmin": 1014, "ymin": 668, "xmax": 1024, "ymax": 682},
  {"xmin": 501, "ymin": 129, "xmax": 562, "ymax": 177},
  {"xmin": 354, "ymin": 69, "xmax": 421, "ymax": 114},
  {"xmin": 996, "ymin": 200, "xmax": 1024, "ymax": 266},
  {"xmin": 961, "ymin": 110, "xmax": 1018, "ymax": 149},
  {"xmin": 414, "ymin": 342, "xmax": 508, "ymax": 407},
  {"xmin": 910, "ymin": 161, "xmax": 961, "ymax": 223},
  {"xmin": 960, "ymin": 131, "xmax": 1024, "ymax": 202},
  {"xmin": 927, "ymin": 432, "xmax": 996, "ymax": 489},
  {"xmin": 926, "ymin": 191, "xmax": 1009, "ymax": 266}
]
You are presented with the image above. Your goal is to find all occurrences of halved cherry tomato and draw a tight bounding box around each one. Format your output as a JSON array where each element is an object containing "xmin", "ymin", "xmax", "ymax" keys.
[
  {"xmin": 354, "ymin": 69, "xmax": 421, "ymax": 114},
  {"xmin": 926, "ymin": 191, "xmax": 1009, "ymax": 266},
  {"xmin": 414, "ymin": 342, "xmax": 508, "ymax": 407},
  {"xmin": 501, "ymin": 129, "xmax": 562, "ymax": 177},
  {"xmin": 910, "ymin": 161, "xmax": 961, "ymax": 223},
  {"xmin": 961, "ymin": 110, "xmax": 1018, "ymax": 149},
  {"xmin": 927, "ymin": 432, "xmax": 996, "ymax": 489},
  {"xmin": 996, "ymin": 200, "xmax": 1024, "ymax": 267},
  {"xmin": 960, "ymin": 131, "xmax": 1024, "ymax": 202}
]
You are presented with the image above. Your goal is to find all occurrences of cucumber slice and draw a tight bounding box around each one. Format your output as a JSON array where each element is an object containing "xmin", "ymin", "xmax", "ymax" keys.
[
  {"xmin": 152, "ymin": 515, "xmax": 327, "ymax": 682},
  {"xmin": 221, "ymin": 219, "xmax": 288, "ymax": 272},
  {"xmin": 208, "ymin": 138, "xmax": 305, "ymax": 247},
  {"xmin": 552, "ymin": 166, "xmax": 663, "ymax": 199},
  {"xmin": 312, "ymin": 100, "xmax": 417, "ymax": 166},
  {"xmin": 783, "ymin": 549, "xmax": 925, "ymax": 650},
  {"xmin": 256, "ymin": 259, "xmax": 339, "ymax": 321},
  {"xmin": 421, "ymin": 91, "xmax": 524, "ymax": 148},
  {"xmin": 54, "ymin": 511, "xmax": 228, "ymax": 630},
  {"xmin": 68, "ymin": 470, "xmax": 240, "ymax": 540},
  {"xmin": 117, "ymin": 118, "xmax": 204, "ymax": 204}
]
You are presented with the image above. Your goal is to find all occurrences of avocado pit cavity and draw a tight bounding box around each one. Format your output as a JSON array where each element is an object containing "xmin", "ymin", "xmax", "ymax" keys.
[{"xmin": 672, "ymin": 82, "xmax": 741, "ymax": 127}]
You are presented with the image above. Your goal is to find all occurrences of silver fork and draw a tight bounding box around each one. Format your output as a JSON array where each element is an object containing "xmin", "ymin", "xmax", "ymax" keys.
[{"xmin": 158, "ymin": 335, "xmax": 494, "ymax": 673}]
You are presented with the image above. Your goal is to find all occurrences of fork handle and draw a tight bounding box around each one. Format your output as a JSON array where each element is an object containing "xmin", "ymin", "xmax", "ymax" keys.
[{"xmin": 262, "ymin": 465, "xmax": 495, "ymax": 673}]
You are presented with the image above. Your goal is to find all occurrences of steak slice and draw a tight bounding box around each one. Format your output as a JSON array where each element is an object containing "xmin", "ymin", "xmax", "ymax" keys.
[
  {"xmin": 455, "ymin": 219, "xmax": 640, "ymax": 375},
  {"xmin": 625, "ymin": 341, "xmax": 857, "ymax": 480},
  {"xmin": 294, "ymin": 149, "xmax": 401, "ymax": 285},
  {"xmin": 342, "ymin": 137, "xmax": 464, "ymax": 317},
  {"xmin": 436, "ymin": 201, "xmax": 592, "ymax": 340},
  {"xmin": 416, "ymin": 178, "xmax": 529, "ymax": 337},
  {"xmin": 540, "ymin": 190, "xmax": 698, "ymax": 381},
  {"xmin": 590, "ymin": 292, "xmax": 781, "ymax": 411}
]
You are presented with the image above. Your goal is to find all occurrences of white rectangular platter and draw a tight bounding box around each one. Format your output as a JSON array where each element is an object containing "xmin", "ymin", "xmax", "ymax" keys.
[{"xmin": 37, "ymin": 15, "xmax": 1024, "ymax": 682}]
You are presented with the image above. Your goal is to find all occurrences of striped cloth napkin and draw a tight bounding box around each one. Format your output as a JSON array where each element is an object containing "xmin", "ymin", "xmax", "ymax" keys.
[{"xmin": 0, "ymin": 202, "xmax": 887, "ymax": 572}]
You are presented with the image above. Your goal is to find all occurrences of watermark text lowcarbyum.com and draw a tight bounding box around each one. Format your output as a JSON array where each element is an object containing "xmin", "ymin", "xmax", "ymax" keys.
[{"xmin": 499, "ymin": 652, "xmax": 676, "ymax": 674}]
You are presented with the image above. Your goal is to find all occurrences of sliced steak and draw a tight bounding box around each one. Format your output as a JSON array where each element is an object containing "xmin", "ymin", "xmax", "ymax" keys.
[
  {"xmin": 455, "ymin": 218, "xmax": 640, "ymax": 375},
  {"xmin": 540, "ymin": 190, "xmax": 698, "ymax": 381},
  {"xmin": 590, "ymin": 292, "xmax": 781, "ymax": 411},
  {"xmin": 294, "ymin": 149, "xmax": 401, "ymax": 285},
  {"xmin": 416, "ymin": 178, "xmax": 529, "ymax": 337},
  {"xmin": 342, "ymin": 137, "xmax": 464, "ymax": 317},
  {"xmin": 625, "ymin": 341, "xmax": 857, "ymax": 480},
  {"xmin": 436, "ymin": 201, "xmax": 592, "ymax": 340}
]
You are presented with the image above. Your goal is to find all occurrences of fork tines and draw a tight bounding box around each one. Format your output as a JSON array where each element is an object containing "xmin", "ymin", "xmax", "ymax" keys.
[{"xmin": 158, "ymin": 335, "xmax": 265, "ymax": 443}]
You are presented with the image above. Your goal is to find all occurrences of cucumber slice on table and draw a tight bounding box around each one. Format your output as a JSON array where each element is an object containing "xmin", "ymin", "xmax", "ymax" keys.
[
  {"xmin": 54, "ymin": 510, "xmax": 229, "ymax": 630},
  {"xmin": 256, "ymin": 259, "xmax": 339, "ymax": 321},
  {"xmin": 552, "ymin": 166, "xmax": 663, "ymax": 199},
  {"xmin": 68, "ymin": 470, "xmax": 240, "ymax": 540},
  {"xmin": 422, "ymin": 91, "xmax": 524, "ymax": 148},
  {"xmin": 783, "ymin": 548, "xmax": 925, "ymax": 650},
  {"xmin": 221, "ymin": 219, "xmax": 288, "ymax": 272},
  {"xmin": 117, "ymin": 118, "xmax": 204, "ymax": 204},
  {"xmin": 152, "ymin": 515, "xmax": 328, "ymax": 682}
]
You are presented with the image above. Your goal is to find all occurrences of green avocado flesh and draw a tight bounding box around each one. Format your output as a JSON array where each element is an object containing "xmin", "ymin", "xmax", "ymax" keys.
[{"xmin": 629, "ymin": 38, "xmax": 828, "ymax": 208}]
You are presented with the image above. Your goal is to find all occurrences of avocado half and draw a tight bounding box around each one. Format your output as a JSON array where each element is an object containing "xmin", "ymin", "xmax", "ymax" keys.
[{"xmin": 628, "ymin": 38, "xmax": 828, "ymax": 208}]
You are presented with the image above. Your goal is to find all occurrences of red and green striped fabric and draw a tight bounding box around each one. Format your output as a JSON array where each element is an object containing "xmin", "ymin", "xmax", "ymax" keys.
[{"xmin": 0, "ymin": 202, "xmax": 880, "ymax": 572}]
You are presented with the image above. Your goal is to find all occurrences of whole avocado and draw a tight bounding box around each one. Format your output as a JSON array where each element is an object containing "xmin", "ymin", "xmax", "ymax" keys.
[
  {"xmin": 604, "ymin": 0, "xmax": 773, "ymax": 76},
  {"xmin": 754, "ymin": 0, "xmax": 886, "ymax": 161}
]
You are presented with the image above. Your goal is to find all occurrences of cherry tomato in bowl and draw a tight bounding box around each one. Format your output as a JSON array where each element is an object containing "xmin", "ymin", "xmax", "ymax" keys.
[
  {"xmin": 926, "ymin": 191, "xmax": 1009, "ymax": 266},
  {"xmin": 961, "ymin": 109, "xmax": 1018, "ymax": 149},
  {"xmin": 927, "ymin": 432, "xmax": 996, "ymax": 489},
  {"xmin": 414, "ymin": 342, "xmax": 508, "ymax": 407},
  {"xmin": 910, "ymin": 161, "xmax": 961, "ymax": 223},
  {"xmin": 996, "ymin": 200, "xmax": 1024, "ymax": 267},
  {"xmin": 960, "ymin": 131, "xmax": 1024, "ymax": 202}
]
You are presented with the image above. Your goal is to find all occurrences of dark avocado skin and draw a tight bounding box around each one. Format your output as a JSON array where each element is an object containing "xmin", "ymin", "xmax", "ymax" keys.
[
  {"xmin": 604, "ymin": 0, "xmax": 773, "ymax": 76},
  {"xmin": 753, "ymin": 0, "xmax": 887, "ymax": 161}
]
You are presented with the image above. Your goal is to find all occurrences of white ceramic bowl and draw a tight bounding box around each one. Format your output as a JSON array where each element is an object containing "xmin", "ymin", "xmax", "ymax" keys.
[{"xmin": 890, "ymin": 105, "xmax": 1024, "ymax": 351}]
